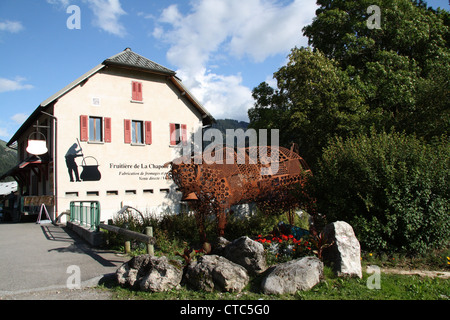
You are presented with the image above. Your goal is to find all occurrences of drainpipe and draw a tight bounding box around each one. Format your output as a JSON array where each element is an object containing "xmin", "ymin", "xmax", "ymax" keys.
[{"xmin": 41, "ymin": 111, "xmax": 58, "ymax": 220}]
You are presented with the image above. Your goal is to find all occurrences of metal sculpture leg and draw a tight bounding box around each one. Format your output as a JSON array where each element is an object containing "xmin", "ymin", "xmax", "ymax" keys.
[{"xmin": 217, "ymin": 207, "xmax": 227, "ymax": 237}]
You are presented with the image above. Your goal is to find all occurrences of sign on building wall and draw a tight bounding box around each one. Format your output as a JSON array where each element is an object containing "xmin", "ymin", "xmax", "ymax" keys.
[{"xmin": 110, "ymin": 163, "xmax": 168, "ymax": 181}]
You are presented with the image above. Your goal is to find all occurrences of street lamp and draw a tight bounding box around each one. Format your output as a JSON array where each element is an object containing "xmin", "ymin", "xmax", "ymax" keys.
[{"xmin": 26, "ymin": 131, "xmax": 48, "ymax": 155}]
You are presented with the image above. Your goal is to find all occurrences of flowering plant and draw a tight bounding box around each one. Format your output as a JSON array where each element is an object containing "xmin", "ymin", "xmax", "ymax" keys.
[{"xmin": 255, "ymin": 233, "xmax": 314, "ymax": 264}]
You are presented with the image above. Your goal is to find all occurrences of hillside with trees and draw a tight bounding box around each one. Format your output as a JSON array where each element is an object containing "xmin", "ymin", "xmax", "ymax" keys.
[
  {"xmin": 212, "ymin": 119, "xmax": 249, "ymax": 134},
  {"xmin": 211, "ymin": 119, "xmax": 250, "ymax": 146},
  {"xmin": 0, "ymin": 139, "xmax": 17, "ymax": 182}
]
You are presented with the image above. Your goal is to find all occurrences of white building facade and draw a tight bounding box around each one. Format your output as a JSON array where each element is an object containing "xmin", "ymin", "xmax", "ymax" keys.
[{"xmin": 3, "ymin": 48, "xmax": 214, "ymax": 223}]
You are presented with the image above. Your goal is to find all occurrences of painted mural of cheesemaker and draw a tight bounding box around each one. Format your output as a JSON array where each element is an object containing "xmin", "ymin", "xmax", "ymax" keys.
[{"xmin": 65, "ymin": 140, "xmax": 101, "ymax": 182}]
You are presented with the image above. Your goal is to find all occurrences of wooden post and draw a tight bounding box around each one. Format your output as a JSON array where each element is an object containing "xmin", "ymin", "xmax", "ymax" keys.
[
  {"xmin": 146, "ymin": 227, "xmax": 154, "ymax": 256},
  {"xmin": 125, "ymin": 240, "xmax": 131, "ymax": 254}
]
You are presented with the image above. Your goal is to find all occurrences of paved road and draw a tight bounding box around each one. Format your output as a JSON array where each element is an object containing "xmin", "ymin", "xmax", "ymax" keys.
[{"xmin": 0, "ymin": 222, "xmax": 128, "ymax": 298}]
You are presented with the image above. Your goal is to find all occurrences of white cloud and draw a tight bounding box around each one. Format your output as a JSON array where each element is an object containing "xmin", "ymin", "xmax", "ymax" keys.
[
  {"xmin": 227, "ymin": 0, "xmax": 316, "ymax": 61},
  {"xmin": 153, "ymin": 0, "xmax": 317, "ymax": 121},
  {"xmin": 46, "ymin": 0, "xmax": 71, "ymax": 8},
  {"xmin": 178, "ymin": 68, "xmax": 254, "ymax": 121},
  {"xmin": 264, "ymin": 74, "xmax": 278, "ymax": 89},
  {"xmin": 0, "ymin": 127, "xmax": 9, "ymax": 138},
  {"xmin": 0, "ymin": 77, "xmax": 33, "ymax": 93},
  {"xmin": 47, "ymin": 0, "xmax": 127, "ymax": 37},
  {"xmin": 11, "ymin": 113, "xmax": 29, "ymax": 125},
  {"xmin": 83, "ymin": 0, "xmax": 127, "ymax": 37},
  {"xmin": 0, "ymin": 20, "xmax": 24, "ymax": 33}
]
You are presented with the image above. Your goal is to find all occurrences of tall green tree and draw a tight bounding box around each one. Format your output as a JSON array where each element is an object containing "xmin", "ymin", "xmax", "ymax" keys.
[
  {"xmin": 249, "ymin": 0, "xmax": 449, "ymax": 167},
  {"xmin": 250, "ymin": 48, "xmax": 369, "ymax": 166}
]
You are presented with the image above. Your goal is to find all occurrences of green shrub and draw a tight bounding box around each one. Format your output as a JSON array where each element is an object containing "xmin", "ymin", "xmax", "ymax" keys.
[{"xmin": 311, "ymin": 130, "xmax": 449, "ymax": 254}]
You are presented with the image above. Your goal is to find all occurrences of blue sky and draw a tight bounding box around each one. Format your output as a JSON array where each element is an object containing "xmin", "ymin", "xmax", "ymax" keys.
[{"xmin": 0, "ymin": 0, "xmax": 448, "ymax": 141}]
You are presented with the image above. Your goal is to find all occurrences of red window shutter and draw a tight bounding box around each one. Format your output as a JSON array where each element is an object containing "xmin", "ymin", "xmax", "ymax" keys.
[
  {"xmin": 145, "ymin": 121, "xmax": 152, "ymax": 145},
  {"xmin": 137, "ymin": 82, "xmax": 143, "ymax": 101},
  {"xmin": 104, "ymin": 117, "xmax": 112, "ymax": 143},
  {"xmin": 132, "ymin": 81, "xmax": 143, "ymax": 101},
  {"xmin": 132, "ymin": 82, "xmax": 137, "ymax": 100},
  {"xmin": 169, "ymin": 123, "xmax": 176, "ymax": 145},
  {"xmin": 181, "ymin": 124, "xmax": 188, "ymax": 146},
  {"xmin": 124, "ymin": 119, "xmax": 131, "ymax": 144},
  {"xmin": 80, "ymin": 115, "xmax": 88, "ymax": 142}
]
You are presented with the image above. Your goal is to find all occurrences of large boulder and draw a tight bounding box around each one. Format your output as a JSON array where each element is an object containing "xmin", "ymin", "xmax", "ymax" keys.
[
  {"xmin": 211, "ymin": 236, "xmax": 231, "ymax": 256},
  {"xmin": 183, "ymin": 254, "xmax": 249, "ymax": 293},
  {"xmin": 322, "ymin": 221, "xmax": 362, "ymax": 278},
  {"xmin": 261, "ymin": 256, "xmax": 323, "ymax": 295},
  {"xmin": 223, "ymin": 236, "xmax": 267, "ymax": 275},
  {"xmin": 116, "ymin": 255, "xmax": 183, "ymax": 292}
]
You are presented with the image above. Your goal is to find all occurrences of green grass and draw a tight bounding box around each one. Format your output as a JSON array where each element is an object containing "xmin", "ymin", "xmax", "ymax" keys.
[
  {"xmin": 101, "ymin": 210, "xmax": 449, "ymax": 301},
  {"xmin": 99, "ymin": 266, "xmax": 449, "ymax": 301},
  {"xmin": 296, "ymin": 269, "xmax": 449, "ymax": 300}
]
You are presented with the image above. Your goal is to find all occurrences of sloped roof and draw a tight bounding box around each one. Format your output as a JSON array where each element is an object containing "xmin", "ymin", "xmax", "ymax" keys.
[
  {"xmin": 0, "ymin": 181, "xmax": 17, "ymax": 196},
  {"xmin": 7, "ymin": 48, "xmax": 214, "ymax": 146},
  {"xmin": 104, "ymin": 48, "xmax": 176, "ymax": 76}
]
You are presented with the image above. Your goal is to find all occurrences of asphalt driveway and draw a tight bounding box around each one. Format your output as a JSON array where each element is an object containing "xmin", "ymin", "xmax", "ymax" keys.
[{"xmin": 0, "ymin": 222, "xmax": 128, "ymax": 297}]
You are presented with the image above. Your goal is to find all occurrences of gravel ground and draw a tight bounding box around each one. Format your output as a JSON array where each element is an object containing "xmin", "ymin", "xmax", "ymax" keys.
[
  {"xmin": 0, "ymin": 287, "xmax": 114, "ymax": 300},
  {"xmin": 381, "ymin": 268, "xmax": 450, "ymax": 279},
  {"xmin": 0, "ymin": 273, "xmax": 118, "ymax": 300}
]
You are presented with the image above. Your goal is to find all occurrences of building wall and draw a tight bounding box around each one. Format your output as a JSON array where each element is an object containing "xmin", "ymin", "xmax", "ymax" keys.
[{"xmin": 53, "ymin": 67, "xmax": 203, "ymax": 222}]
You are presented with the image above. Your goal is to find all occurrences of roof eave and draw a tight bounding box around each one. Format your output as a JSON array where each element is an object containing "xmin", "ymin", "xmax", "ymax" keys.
[
  {"xmin": 8, "ymin": 63, "xmax": 106, "ymax": 146},
  {"xmin": 40, "ymin": 63, "xmax": 105, "ymax": 107},
  {"xmin": 169, "ymin": 76, "xmax": 216, "ymax": 125},
  {"xmin": 7, "ymin": 106, "xmax": 45, "ymax": 147},
  {"xmin": 103, "ymin": 60, "xmax": 177, "ymax": 77}
]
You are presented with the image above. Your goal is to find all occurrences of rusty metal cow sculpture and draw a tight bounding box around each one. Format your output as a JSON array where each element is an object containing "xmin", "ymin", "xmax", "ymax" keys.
[{"xmin": 167, "ymin": 144, "xmax": 313, "ymax": 243}]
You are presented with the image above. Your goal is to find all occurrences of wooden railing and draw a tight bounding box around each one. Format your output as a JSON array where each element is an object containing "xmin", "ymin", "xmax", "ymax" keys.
[{"xmin": 98, "ymin": 223, "xmax": 155, "ymax": 255}]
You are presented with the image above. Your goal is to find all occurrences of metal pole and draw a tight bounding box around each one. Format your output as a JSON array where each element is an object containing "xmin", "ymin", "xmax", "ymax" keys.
[{"xmin": 41, "ymin": 111, "xmax": 58, "ymax": 220}]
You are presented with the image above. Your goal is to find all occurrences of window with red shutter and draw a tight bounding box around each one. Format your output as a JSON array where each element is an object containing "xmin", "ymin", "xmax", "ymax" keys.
[
  {"xmin": 169, "ymin": 123, "xmax": 187, "ymax": 146},
  {"xmin": 132, "ymin": 81, "xmax": 143, "ymax": 101},
  {"xmin": 131, "ymin": 120, "xmax": 143, "ymax": 144},
  {"xmin": 145, "ymin": 121, "xmax": 152, "ymax": 145},
  {"xmin": 89, "ymin": 117, "xmax": 102, "ymax": 142},
  {"xmin": 124, "ymin": 119, "xmax": 131, "ymax": 144},
  {"xmin": 80, "ymin": 115, "xmax": 88, "ymax": 142},
  {"xmin": 104, "ymin": 117, "xmax": 112, "ymax": 143}
]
